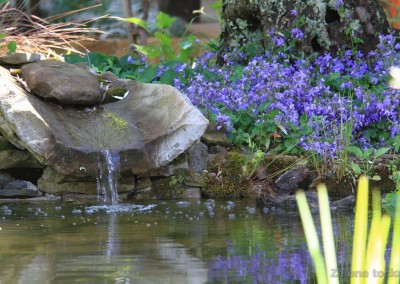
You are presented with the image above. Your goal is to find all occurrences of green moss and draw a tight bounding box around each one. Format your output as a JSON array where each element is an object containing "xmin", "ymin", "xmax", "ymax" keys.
[
  {"xmin": 169, "ymin": 152, "xmax": 187, "ymax": 166},
  {"xmin": 97, "ymin": 76, "xmax": 107, "ymax": 84},
  {"xmin": 105, "ymin": 87, "xmax": 128, "ymax": 98},
  {"xmin": 105, "ymin": 112, "xmax": 128, "ymax": 130},
  {"xmin": 106, "ymin": 87, "xmax": 127, "ymax": 97},
  {"xmin": 203, "ymin": 151, "xmax": 253, "ymax": 198},
  {"xmin": 0, "ymin": 136, "xmax": 13, "ymax": 151},
  {"xmin": 152, "ymin": 176, "xmax": 185, "ymax": 199}
]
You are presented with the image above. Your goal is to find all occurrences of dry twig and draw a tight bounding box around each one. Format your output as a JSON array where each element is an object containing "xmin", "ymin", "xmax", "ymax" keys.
[{"xmin": 0, "ymin": 2, "xmax": 104, "ymax": 56}]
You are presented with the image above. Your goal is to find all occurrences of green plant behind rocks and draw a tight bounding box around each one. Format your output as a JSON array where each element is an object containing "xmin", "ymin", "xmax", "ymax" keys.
[
  {"xmin": 114, "ymin": 11, "xmax": 201, "ymax": 63},
  {"xmin": 347, "ymin": 146, "xmax": 391, "ymax": 180},
  {"xmin": 0, "ymin": 33, "xmax": 16, "ymax": 56},
  {"xmin": 152, "ymin": 176, "xmax": 185, "ymax": 199},
  {"xmin": 203, "ymin": 151, "xmax": 254, "ymax": 199}
]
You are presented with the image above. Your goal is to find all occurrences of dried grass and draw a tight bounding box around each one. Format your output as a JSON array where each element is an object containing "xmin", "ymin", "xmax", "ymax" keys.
[{"xmin": 0, "ymin": 2, "xmax": 105, "ymax": 56}]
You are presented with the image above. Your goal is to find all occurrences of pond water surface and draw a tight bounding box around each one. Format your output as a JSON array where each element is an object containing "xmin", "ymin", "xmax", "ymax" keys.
[{"xmin": 0, "ymin": 200, "xmax": 355, "ymax": 283}]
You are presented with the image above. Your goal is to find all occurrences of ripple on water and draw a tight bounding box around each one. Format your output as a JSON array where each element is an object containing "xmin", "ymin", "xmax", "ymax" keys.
[{"xmin": 85, "ymin": 204, "xmax": 157, "ymax": 214}]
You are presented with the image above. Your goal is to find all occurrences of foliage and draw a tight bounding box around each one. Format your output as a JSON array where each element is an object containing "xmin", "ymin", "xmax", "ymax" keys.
[
  {"xmin": 346, "ymin": 146, "xmax": 391, "ymax": 179},
  {"xmin": 114, "ymin": 11, "xmax": 201, "ymax": 63},
  {"xmin": 65, "ymin": 51, "xmax": 153, "ymax": 82},
  {"xmin": 210, "ymin": 0, "xmax": 222, "ymax": 23},
  {"xmin": 296, "ymin": 176, "xmax": 400, "ymax": 283},
  {"xmin": 152, "ymin": 176, "xmax": 185, "ymax": 199},
  {"xmin": 170, "ymin": 30, "xmax": 400, "ymax": 160},
  {"xmin": 0, "ymin": 33, "xmax": 16, "ymax": 55},
  {"xmin": 203, "ymin": 152, "xmax": 254, "ymax": 199}
]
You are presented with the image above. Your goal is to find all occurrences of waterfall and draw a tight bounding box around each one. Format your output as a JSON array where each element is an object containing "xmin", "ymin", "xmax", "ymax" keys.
[{"xmin": 96, "ymin": 149, "xmax": 120, "ymax": 205}]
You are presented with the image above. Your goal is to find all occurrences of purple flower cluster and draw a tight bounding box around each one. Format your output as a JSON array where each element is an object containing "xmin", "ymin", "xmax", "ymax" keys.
[
  {"xmin": 168, "ymin": 31, "xmax": 400, "ymax": 156},
  {"xmin": 120, "ymin": 8, "xmax": 400, "ymax": 157},
  {"xmin": 209, "ymin": 249, "xmax": 313, "ymax": 283}
]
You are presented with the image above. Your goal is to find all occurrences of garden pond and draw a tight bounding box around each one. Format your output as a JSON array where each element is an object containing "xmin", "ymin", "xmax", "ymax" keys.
[{"xmin": 0, "ymin": 199, "xmax": 357, "ymax": 283}]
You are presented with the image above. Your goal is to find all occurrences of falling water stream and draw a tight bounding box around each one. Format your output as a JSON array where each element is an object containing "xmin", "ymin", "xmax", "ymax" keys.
[
  {"xmin": 91, "ymin": 149, "xmax": 155, "ymax": 213},
  {"xmin": 96, "ymin": 149, "xmax": 120, "ymax": 206}
]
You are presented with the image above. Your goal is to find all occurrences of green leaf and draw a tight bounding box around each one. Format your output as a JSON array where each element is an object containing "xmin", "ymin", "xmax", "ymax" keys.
[
  {"xmin": 159, "ymin": 69, "xmax": 177, "ymax": 85},
  {"xmin": 0, "ymin": 33, "xmax": 5, "ymax": 40},
  {"xmin": 7, "ymin": 41, "xmax": 16, "ymax": 54},
  {"xmin": 154, "ymin": 31, "xmax": 172, "ymax": 46},
  {"xmin": 347, "ymin": 146, "xmax": 363, "ymax": 159},
  {"xmin": 137, "ymin": 66, "xmax": 157, "ymax": 83},
  {"xmin": 210, "ymin": 0, "xmax": 222, "ymax": 10},
  {"xmin": 156, "ymin": 12, "xmax": 176, "ymax": 30},
  {"xmin": 112, "ymin": 16, "xmax": 149, "ymax": 32},
  {"xmin": 299, "ymin": 114, "xmax": 308, "ymax": 124},
  {"xmin": 351, "ymin": 162, "xmax": 362, "ymax": 175},
  {"xmin": 179, "ymin": 34, "xmax": 196, "ymax": 50},
  {"xmin": 64, "ymin": 53, "xmax": 86, "ymax": 64},
  {"xmin": 134, "ymin": 44, "xmax": 161, "ymax": 59},
  {"xmin": 362, "ymin": 148, "xmax": 374, "ymax": 160},
  {"xmin": 371, "ymin": 175, "xmax": 381, "ymax": 181},
  {"xmin": 374, "ymin": 147, "xmax": 390, "ymax": 160}
]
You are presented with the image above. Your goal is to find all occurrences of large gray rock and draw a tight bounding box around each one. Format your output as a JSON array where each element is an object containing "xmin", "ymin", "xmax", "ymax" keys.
[
  {"xmin": 275, "ymin": 166, "xmax": 310, "ymax": 193},
  {"xmin": 0, "ymin": 180, "xmax": 40, "ymax": 198},
  {"xmin": 0, "ymin": 172, "xmax": 14, "ymax": 187},
  {"xmin": 201, "ymin": 124, "xmax": 231, "ymax": 147},
  {"xmin": 21, "ymin": 60, "xmax": 102, "ymax": 105},
  {"xmin": 187, "ymin": 142, "xmax": 208, "ymax": 172},
  {"xmin": 0, "ymin": 149, "xmax": 43, "ymax": 169},
  {"xmin": 0, "ymin": 66, "xmax": 208, "ymax": 176},
  {"xmin": 0, "ymin": 52, "xmax": 45, "ymax": 65}
]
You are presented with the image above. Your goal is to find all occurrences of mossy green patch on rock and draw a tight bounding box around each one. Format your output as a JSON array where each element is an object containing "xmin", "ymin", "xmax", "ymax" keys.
[
  {"xmin": 0, "ymin": 136, "xmax": 14, "ymax": 151},
  {"xmin": 105, "ymin": 87, "xmax": 127, "ymax": 98},
  {"xmin": 152, "ymin": 176, "xmax": 185, "ymax": 199},
  {"xmin": 203, "ymin": 151, "xmax": 253, "ymax": 198},
  {"xmin": 105, "ymin": 111, "xmax": 128, "ymax": 130},
  {"xmin": 102, "ymin": 87, "xmax": 128, "ymax": 103}
]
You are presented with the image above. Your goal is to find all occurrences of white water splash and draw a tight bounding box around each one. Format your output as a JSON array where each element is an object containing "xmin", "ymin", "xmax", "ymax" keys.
[
  {"xmin": 96, "ymin": 149, "xmax": 120, "ymax": 205},
  {"xmin": 85, "ymin": 204, "xmax": 157, "ymax": 214}
]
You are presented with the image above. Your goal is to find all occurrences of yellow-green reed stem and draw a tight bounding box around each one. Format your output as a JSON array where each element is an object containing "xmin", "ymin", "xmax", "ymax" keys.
[
  {"xmin": 351, "ymin": 175, "xmax": 369, "ymax": 284},
  {"xmin": 365, "ymin": 214, "xmax": 391, "ymax": 284},
  {"xmin": 377, "ymin": 215, "xmax": 391, "ymax": 284},
  {"xmin": 365, "ymin": 189, "xmax": 382, "ymax": 274},
  {"xmin": 296, "ymin": 190, "xmax": 328, "ymax": 284},
  {"xmin": 317, "ymin": 184, "xmax": 339, "ymax": 284},
  {"xmin": 388, "ymin": 193, "xmax": 400, "ymax": 284}
]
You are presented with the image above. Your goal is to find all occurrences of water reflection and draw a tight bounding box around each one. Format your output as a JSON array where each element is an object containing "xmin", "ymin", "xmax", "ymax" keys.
[{"xmin": 0, "ymin": 200, "xmax": 355, "ymax": 283}]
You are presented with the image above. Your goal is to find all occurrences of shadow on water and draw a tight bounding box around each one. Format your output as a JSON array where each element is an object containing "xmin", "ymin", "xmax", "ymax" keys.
[{"xmin": 0, "ymin": 200, "xmax": 356, "ymax": 283}]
